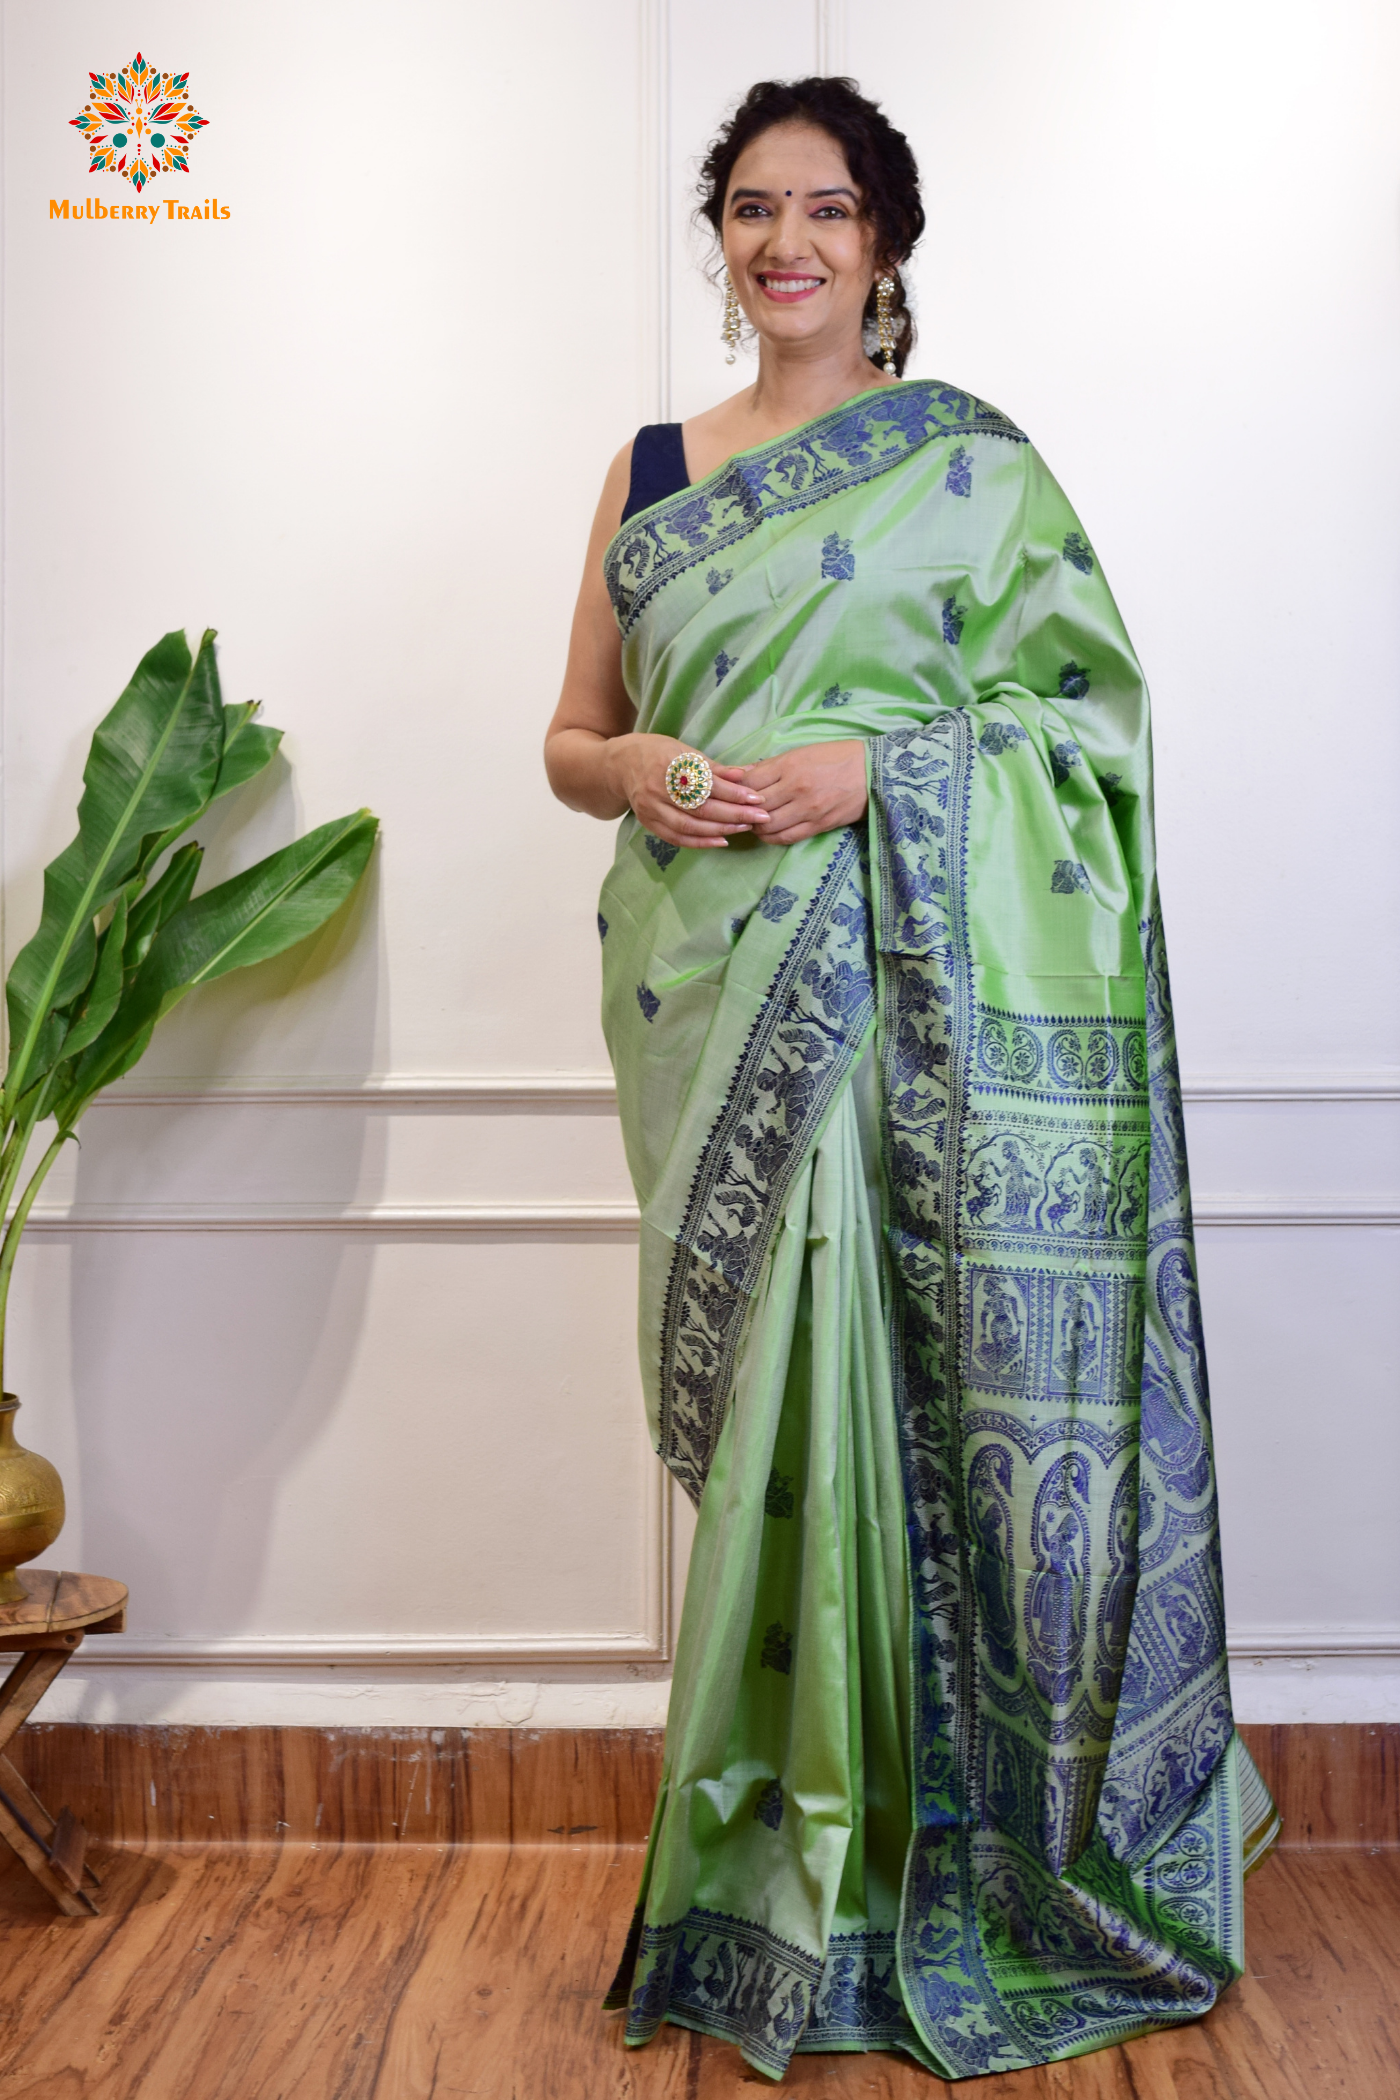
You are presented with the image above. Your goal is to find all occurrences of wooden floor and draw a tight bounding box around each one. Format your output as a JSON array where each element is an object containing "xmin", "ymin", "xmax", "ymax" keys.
[{"xmin": 0, "ymin": 1839, "xmax": 1393, "ymax": 2098}]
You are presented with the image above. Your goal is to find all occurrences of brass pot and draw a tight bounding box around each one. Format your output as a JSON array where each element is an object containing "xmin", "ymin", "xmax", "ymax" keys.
[{"xmin": 0, "ymin": 1396, "xmax": 64, "ymax": 1605}]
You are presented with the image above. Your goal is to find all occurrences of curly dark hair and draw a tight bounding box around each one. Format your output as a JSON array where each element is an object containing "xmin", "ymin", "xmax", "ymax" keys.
[{"xmin": 696, "ymin": 77, "xmax": 924, "ymax": 378}]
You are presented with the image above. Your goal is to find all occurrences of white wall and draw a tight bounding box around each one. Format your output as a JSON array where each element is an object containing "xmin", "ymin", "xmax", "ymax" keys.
[{"xmin": 2, "ymin": 0, "xmax": 1395, "ymax": 1728}]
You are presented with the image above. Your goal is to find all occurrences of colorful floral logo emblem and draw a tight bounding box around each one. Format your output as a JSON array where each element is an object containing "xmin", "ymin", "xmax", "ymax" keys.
[{"xmin": 69, "ymin": 53, "xmax": 207, "ymax": 195}]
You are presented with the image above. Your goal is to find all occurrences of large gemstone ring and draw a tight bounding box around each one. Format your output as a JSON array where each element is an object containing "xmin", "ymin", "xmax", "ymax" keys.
[{"xmin": 664, "ymin": 751, "xmax": 713, "ymax": 812}]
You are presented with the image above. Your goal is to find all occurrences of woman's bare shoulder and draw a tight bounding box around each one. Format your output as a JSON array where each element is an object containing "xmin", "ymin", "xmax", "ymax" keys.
[
  {"xmin": 601, "ymin": 436, "xmax": 634, "ymax": 501},
  {"xmin": 681, "ymin": 389, "xmax": 757, "ymax": 485},
  {"xmin": 590, "ymin": 438, "xmax": 635, "ymax": 547}
]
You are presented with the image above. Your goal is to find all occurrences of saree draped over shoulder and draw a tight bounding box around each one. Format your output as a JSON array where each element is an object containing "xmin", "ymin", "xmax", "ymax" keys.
[{"xmin": 596, "ymin": 381, "xmax": 1277, "ymax": 2081}]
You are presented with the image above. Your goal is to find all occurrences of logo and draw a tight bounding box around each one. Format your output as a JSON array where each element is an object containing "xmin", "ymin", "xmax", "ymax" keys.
[{"xmin": 69, "ymin": 52, "xmax": 207, "ymax": 195}]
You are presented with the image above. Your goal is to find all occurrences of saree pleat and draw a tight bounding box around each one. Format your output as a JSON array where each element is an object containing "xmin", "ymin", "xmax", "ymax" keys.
[
  {"xmin": 611, "ymin": 1045, "xmax": 939, "ymax": 2074},
  {"xmin": 596, "ymin": 381, "xmax": 1277, "ymax": 2080}
]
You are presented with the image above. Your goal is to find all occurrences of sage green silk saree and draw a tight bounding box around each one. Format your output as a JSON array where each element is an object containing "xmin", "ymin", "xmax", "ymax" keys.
[{"xmin": 596, "ymin": 381, "xmax": 1276, "ymax": 2080}]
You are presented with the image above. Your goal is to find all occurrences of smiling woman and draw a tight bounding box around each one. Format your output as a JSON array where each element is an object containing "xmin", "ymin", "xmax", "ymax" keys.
[{"xmin": 543, "ymin": 75, "xmax": 1278, "ymax": 2084}]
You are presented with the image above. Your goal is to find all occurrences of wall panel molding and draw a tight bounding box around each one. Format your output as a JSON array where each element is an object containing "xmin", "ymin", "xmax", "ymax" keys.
[
  {"xmin": 815, "ymin": 0, "xmax": 849, "ymax": 76},
  {"xmin": 93, "ymin": 1075, "xmax": 621, "ymax": 1108},
  {"xmin": 25, "ymin": 1203, "xmax": 643, "ymax": 1235},
  {"xmin": 24, "ymin": 1198, "xmax": 1400, "ymax": 1234},
  {"xmin": 70, "ymin": 1633, "xmax": 669, "ymax": 1667},
  {"xmin": 1227, "ymin": 1628, "xmax": 1400, "ymax": 1661},
  {"xmin": 1194, "ymin": 1203, "xmax": 1400, "ymax": 1229},
  {"xmin": 1184, "ymin": 1075, "xmax": 1400, "ymax": 1103},
  {"xmin": 639, "ymin": 0, "xmax": 671, "ymax": 423},
  {"xmin": 89, "ymin": 1070, "xmax": 1400, "ymax": 1109},
  {"xmin": 63, "ymin": 1624, "xmax": 1400, "ymax": 1669}
]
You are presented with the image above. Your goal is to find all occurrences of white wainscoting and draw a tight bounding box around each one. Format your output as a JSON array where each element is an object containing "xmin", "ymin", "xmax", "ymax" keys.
[
  {"xmin": 4, "ymin": 0, "xmax": 1398, "ymax": 1726},
  {"xmin": 19, "ymin": 1072, "xmax": 1400, "ymax": 1728}
]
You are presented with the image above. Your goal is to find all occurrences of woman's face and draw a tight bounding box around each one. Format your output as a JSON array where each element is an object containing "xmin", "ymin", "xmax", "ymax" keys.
[{"xmin": 722, "ymin": 121, "xmax": 878, "ymax": 361}]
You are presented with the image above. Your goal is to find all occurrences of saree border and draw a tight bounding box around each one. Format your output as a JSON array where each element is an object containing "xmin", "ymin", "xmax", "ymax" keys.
[
  {"xmin": 622, "ymin": 1904, "xmax": 824, "ymax": 2077},
  {"xmin": 795, "ymin": 1930, "xmax": 924, "ymax": 2057},
  {"xmin": 623, "ymin": 1910, "xmax": 929, "ymax": 2076},
  {"xmin": 605, "ymin": 380, "xmax": 1027, "ymax": 635},
  {"xmin": 869, "ymin": 717, "xmax": 1246, "ymax": 2076},
  {"xmin": 1090, "ymin": 893, "xmax": 1235, "ymax": 1871},
  {"xmin": 657, "ymin": 830, "xmax": 876, "ymax": 1503}
]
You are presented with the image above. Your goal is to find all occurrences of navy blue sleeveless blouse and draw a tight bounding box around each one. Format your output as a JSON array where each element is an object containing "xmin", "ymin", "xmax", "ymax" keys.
[{"xmin": 621, "ymin": 424, "xmax": 690, "ymax": 523}]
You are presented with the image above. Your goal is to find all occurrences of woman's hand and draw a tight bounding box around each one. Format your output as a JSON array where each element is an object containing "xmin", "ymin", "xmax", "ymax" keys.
[
  {"xmin": 604, "ymin": 733, "xmax": 770, "ymax": 849},
  {"xmin": 739, "ymin": 741, "xmax": 868, "ymax": 845}
]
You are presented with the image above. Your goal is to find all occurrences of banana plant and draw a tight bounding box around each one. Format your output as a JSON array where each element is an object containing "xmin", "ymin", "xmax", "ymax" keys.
[{"xmin": 0, "ymin": 628, "xmax": 379, "ymax": 1382}]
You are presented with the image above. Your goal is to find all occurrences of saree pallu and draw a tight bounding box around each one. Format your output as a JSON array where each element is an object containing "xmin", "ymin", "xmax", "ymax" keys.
[{"xmin": 595, "ymin": 381, "xmax": 1277, "ymax": 2080}]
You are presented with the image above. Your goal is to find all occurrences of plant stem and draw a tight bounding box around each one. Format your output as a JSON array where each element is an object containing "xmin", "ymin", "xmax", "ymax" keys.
[
  {"xmin": 0, "ymin": 1101, "xmax": 41, "ymax": 1258},
  {"xmin": 0, "ymin": 1122, "xmax": 25, "ymax": 1200},
  {"xmin": 0, "ymin": 1130, "xmax": 71, "ymax": 1394}
]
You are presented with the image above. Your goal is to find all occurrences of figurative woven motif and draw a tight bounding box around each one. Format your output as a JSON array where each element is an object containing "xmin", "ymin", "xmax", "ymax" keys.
[
  {"xmin": 867, "ymin": 713, "xmax": 1237, "ymax": 2073},
  {"xmin": 622, "ymin": 1912, "xmax": 931, "ymax": 2077},
  {"xmin": 656, "ymin": 833, "xmax": 875, "ymax": 1503},
  {"xmin": 623, "ymin": 1908, "xmax": 821, "ymax": 2077},
  {"xmin": 905, "ymin": 1738, "xmax": 1242, "ymax": 2076},
  {"xmin": 1099, "ymin": 896, "xmax": 1233, "ymax": 1869},
  {"xmin": 70, "ymin": 53, "xmax": 207, "ymax": 192},
  {"xmin": 597, "ymin": 383, "xmax": 1260, "ymax": 2078},
  {"xmin": 604, "ymin": 381, "xmax": 1026, "ymax": 633}
]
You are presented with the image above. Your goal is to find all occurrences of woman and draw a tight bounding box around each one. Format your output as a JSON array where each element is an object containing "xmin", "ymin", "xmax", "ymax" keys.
[{"xmin": 545, "ymin": 76, "xmax": 1277, "ymax": 2083}]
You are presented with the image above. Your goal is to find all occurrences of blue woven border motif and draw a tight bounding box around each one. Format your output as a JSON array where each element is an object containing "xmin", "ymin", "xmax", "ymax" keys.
[
  {"xmin": 657, "ymin": 832, "xmax": 876, "ymax": 1504},
  {"xmin": 605, "ymin": 381, "xmax": 1026, "ymax": 635}
]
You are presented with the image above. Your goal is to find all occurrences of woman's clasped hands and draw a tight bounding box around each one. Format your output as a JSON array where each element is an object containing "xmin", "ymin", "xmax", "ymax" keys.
[{"xmin": 608, "ymin": 734, "xmax": 868, "ymax": 850}]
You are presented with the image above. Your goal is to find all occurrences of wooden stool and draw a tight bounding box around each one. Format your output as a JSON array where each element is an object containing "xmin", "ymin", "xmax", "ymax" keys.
[{"xmin": 0, "ymin": 1571, "xmax": 127, "ymax": 1916}]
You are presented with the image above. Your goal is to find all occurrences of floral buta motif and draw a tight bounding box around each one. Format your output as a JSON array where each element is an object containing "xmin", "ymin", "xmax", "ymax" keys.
[
  {"xmin": 754, "ymin": 1779, "xmax": 785, "ymax": 1829},
  {"xmin": 1051, "ymin": 860, "xmax": 1092, "ymax": 895},
  {"xmin": 760, "ymin": 1622, "xmax": 793, "ymax": 1673},
  {"xmin": 758, "ymin": 886, "xmax": 797, "ymax": 922},
  {"xmin": 942, "ymin": 596, "xmax": 967, "ymax": 646},
  {"xmin": 979, "ymin": 721, "xmax": 1028, "ymax": 756},
  {"xmin": 1058, "ymin": 661, "xmax": 1092, "ymax": 700},
  {"xmin": 1050, "ymin": 739, "xmax": 1083, "ymax": 786},
  {"xmin": 764, "ymin": 1466, "xmax": 796, "ymax": 1517},
  {"xmin": 644, "ymin": 834, "xmax": 679, "ymax": 869},
  {"xmin": 636, "ymin": 983, "xmax": 660, "ymax": 1022},
  {"xmin": 821, "ymin": 532, "xmax": 856, "ymax": 581},
  {"xmin": 70, "ymin": 52, "xmax": 207, "ymax": 193},
  {"xmin": 714, "ymin": 649, "xmax": 737, "ymax": 684},
  {"xmin": 597, "ymin": 913, "xmax": 608, "ymax": 942},
  {"xmin": 706, "ymin": 567, "xmax": 733, "ymax": 594},
  {"xmin": 945, "ymin": 444, "xmax": 973, "ymax": 497},
  {"xmin": 820, "ymin": 683, "xmax": 853, "ymax": 709},
  {"xmin": 1062, "ymin": 531, "xmax": 1095, "ymax": 574}
]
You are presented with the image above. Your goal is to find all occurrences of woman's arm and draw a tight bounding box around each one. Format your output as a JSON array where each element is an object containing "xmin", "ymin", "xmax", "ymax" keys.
[{"xmin": 544, "ymin": 447, "xmax": 768, "ymax": 848}]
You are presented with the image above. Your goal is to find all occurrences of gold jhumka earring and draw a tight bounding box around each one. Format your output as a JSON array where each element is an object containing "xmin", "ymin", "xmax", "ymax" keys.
[
  {"xmin": 721, "ymin": 270, "xmax": 741, "ymax": 365},
  {"xmin": 876, "ymin": 275, "xmax": 898, "ymax": 375}
]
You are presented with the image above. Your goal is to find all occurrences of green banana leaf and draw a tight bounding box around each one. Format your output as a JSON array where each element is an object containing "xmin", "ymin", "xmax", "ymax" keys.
[
  {"xmin": 52, "ymin": 808, "xmax": 379, "ymax": 1127},
  {"xmin": 55, "ymin": 894, "xmax": 130, "ymax": 1065},
  {"xmin": 129, "ymin": 702, "xmax": 282, "ymax": 889},
  {"xmin": 122, "ymin": 841, "xmax": 204, "ymax": 976},
  {"xmin": 30, "ymin": 842, "xmax": 209, "ymax": 1126},
  {"xmin": 3, "ymin": 628, "xmax": 224, "ymax": 1109},
  {"xmin": 0, "ymin": 624, "xmax": 378, "ymax": 1387},
  {"xmin": 209, "ymin": 704, "xmax": 282, "ymax": 806}
]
